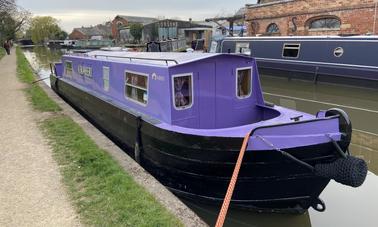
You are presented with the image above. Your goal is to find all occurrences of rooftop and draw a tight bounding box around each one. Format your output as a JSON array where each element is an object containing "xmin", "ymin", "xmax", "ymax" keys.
[
  {"xmin": 68, "ymin": 51, "xmax": 251, "ymax": 67},
  {"xmin": 74, "ymin": 24, "xmax": 112, "ymax": 37},
  {"xmin": 115, "ymin": 15, "xmax": 158, "ymax": 25}
]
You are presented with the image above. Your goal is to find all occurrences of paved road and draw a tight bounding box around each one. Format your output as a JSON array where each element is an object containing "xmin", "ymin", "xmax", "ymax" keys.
[{"xmin": 0, "ymin": 49, "xmax": 81, "ymax": 227}]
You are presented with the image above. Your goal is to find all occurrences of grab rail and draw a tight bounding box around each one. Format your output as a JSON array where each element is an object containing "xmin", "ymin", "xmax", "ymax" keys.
[{"xmin": 93, "ymin": 54, "xmax": 179, "ymax": 66}]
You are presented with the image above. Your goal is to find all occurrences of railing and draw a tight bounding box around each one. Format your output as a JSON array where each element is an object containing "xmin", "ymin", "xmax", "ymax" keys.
[{"xmin": 93, "ymin": 54, "xmax": 179, "ymax": 66}]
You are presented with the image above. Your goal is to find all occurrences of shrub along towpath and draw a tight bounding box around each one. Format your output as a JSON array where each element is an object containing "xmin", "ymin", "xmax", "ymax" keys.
[
  {"xmin": 0, "ymin": 49, "xmax": 81, "ymax": 226},
  {"xmin": 8, "ymin": 47, "xmax": 206, "ymax": 226}
]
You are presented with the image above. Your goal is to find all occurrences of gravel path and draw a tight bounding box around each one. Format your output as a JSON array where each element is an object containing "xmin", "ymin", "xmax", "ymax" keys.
[{"xmin": 0, "ymin": 49, "xmax": 81, "ymax": 227}]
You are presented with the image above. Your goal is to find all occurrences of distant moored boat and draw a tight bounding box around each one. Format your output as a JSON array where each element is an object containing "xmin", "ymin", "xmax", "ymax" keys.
[{"xmin": 214, "ymin": 35, "xmax": 378, "ymax": 88}]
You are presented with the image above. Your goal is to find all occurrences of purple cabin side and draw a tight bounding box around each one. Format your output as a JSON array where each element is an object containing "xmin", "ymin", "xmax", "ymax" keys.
[
  {"xmin": 168, "ymin": 55, "xmax": 265, "ymax": 129},
  {"xmin": 57, "ymin": 53, "xmax": 266, "ymax": 129}
]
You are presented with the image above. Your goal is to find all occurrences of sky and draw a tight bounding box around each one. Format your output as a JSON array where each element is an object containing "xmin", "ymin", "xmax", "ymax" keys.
[{"xmin": 17, "ymin": 0, "xmax": 257, "ymax": 32}]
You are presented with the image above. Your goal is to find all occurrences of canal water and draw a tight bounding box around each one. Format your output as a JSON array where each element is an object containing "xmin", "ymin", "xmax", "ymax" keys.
[{"xmin": 24, "ymin": 47, "xmax": 378, "ymax": 227}]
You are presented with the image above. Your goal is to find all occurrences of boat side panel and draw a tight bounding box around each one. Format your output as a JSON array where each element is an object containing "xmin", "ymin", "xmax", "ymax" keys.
[
  {"xmin": 53, "ymin": 77, "xmax": 333, "ymax": 211},
  {"xmin": 168, "ymin": 55, "xmax": 265, "ymax": 129},
  {"xmin": 61, "ymin": 56, "xmax": 172, "ymax": 123},
  {"xmin": 221, "ymin": 39, "xmax": 378, "ymax": 82}
]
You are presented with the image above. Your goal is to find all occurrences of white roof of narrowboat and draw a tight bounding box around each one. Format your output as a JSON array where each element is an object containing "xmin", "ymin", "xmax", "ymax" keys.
[{"xmin": 81, "ymin": 51, "xmax": 227, "ymax": 66}]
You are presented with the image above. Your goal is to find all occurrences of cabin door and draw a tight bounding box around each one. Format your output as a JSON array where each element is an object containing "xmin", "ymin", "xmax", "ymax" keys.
[{"xmin": 198, "ymin": 63, "xmax": 216, "ymax": 129}]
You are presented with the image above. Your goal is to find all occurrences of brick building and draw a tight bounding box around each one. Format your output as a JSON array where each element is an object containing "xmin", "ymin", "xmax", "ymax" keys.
[
  {"xmin": 111, "ymin": 15, "xmax": 158, "ymax": 41},
  {"xmin": 245, "ymin": 0, "xmax": 378, "ymax": 36},
  {"xmin": 69, "ymin": 23, "xmax": 112, "ymax": 40}
]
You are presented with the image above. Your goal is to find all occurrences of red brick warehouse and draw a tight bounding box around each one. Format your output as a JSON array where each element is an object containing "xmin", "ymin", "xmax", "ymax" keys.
[{"xmin": 245, "ymin": 0, "xmax": 378, "ymax": 36}]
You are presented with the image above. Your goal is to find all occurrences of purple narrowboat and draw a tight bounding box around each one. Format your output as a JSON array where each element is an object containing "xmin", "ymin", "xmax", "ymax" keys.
[{"xmin": 50, "ymin": 51, "xmax": 367, "ymax": 213}]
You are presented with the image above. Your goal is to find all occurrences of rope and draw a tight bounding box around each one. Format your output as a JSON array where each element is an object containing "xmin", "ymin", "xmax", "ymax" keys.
[{"xmin": 215, "ymin": 131, "xmax": 252, "ymax": 227}]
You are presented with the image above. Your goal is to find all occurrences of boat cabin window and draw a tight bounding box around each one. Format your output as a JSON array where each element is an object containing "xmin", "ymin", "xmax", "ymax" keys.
[
  {"xmin": 102, "ymin": 67, "xmax": 110, "ymax": 91},
  {"xmin": 65, "ymin": 61, "xmax": 73, "ymax": 77},
  {"xmin": 125, "ymin": 71, "xmax": 148, "ymax": 105},
  {"xmin": 282, "ymin": 43, "xmax": 300, "ymax": 58},
  {"xmin": 235, "ymin": 42, "xmax": 251, "ymax": 55},
  {"xmin": 172, "ymin": 74, "xmax": 193, "ymax": 110},
  {"xmin": 236, "ymin": 67, "xmax": 252, "ymax": 99}
]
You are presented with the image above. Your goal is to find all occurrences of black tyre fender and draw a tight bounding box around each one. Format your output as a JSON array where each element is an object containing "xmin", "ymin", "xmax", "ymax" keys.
[
  {"xmin": 134, "ymin": 142, "xmax": 141, "ymax": 164},
  {"xmin": 325, "ymin": 108, "xmax": 352, "ymax": 151}
]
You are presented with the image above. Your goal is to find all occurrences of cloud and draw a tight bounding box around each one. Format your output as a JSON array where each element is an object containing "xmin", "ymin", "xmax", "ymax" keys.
[{"xmin": 18, "ymin": 0, "xmax": 256, "ymax": 32}]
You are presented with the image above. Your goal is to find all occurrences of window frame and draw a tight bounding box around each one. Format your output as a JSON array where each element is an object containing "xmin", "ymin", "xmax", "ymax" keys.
[
  {"xmin": 171, "ymin": 73, "xmax": 194, "ymax": 111},
  {"xmin": 124, "ymin": 70, "xmax": 149, "ymax": 107},
  {"xmin": 235, "ymin": 66, "xmax": 253, "ymax": 99},
  {"xmin": 102, "ymin": 66, "xmax": 110, "ymax": 92},
  {"xmin": 64, "ymin": 60, "xmax": 73, "ymax": 77},
  {"xmin": 235, "ymin": 42, "xmax": 251, "ymax": 55},
  {"xmin": 308, "ymin": 17, "xmax": 341, "ymax": 31},
  {"xmin": 282, "ymin": 43, "xmax": 301, "ymax": 59},
  {"xmin": 333, "ymin": 47, "xmax": 344, "ymax": 58},
  {"xmin": 266, "ymin": 23, "xmax": 280, "ymax": 34}
]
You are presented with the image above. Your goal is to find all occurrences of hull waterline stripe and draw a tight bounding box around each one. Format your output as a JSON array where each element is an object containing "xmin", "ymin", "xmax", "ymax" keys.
[{"xmin": 255, "ymin": 57, "xmax": 378, "ymax": 70}]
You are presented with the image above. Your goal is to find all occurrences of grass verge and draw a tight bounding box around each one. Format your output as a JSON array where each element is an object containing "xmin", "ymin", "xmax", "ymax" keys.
[
  {"xmin": 16, "ymin": 47, "xmax": 61, "ymax": 112},
  {"xmin": 16, "ymin": 47, "xmax": 183, "ymax": 226},
  {"xmin": 0, "ymin": 48, "xmax": 5, "ymax": 60},
  {"xmin": 42, "ymin": 116, "xmax": 182, "ymax": 227}
]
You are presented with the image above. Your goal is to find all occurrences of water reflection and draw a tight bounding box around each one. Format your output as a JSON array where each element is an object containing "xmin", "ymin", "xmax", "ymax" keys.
[
  {"xmin": 23, "ymin": 46, "xmax": 65, "ymax": 87},
  {"xmin": 24, "ymin": 47, "xmax": 378, "ymax": 227}
]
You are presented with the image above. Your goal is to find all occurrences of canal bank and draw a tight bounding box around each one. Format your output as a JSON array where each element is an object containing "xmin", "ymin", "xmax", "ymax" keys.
[
  {"xmin": 1, "ymin": 48, "xmax": 206, "ymax": 226},
  {"xmin": 0, "ymin": 49, "xmax": 81, "ymax": 226}
]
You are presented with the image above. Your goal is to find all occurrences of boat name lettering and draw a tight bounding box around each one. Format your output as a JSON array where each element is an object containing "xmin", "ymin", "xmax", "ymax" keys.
[{"xmin": 78, "ymin": 64, "xmax": 92, "ymax": 77}]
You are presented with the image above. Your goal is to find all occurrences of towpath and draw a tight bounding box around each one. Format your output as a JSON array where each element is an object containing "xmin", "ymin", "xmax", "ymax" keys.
[{"xmin": 0, "ymin": 49, "xmax": 81, "ymax": 226}]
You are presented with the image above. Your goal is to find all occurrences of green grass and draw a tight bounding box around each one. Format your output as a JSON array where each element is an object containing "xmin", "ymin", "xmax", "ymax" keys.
[
  {"xmin": 0, "ymin": 48, "xmax": 5, "ymax": 60},
  {"xmin": 16, "ymin": 47, "xmax": 183, "ymax": 227},
  {"xmin": 16, "ymin": 47, "xmax": 61, "ymax": 112},
  {"xmin": 42, "ymin": 116, "xmax": 182, "ymax": 227}
]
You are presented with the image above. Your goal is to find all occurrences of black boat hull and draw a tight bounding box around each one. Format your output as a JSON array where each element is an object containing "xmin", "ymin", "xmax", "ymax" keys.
[{"xmin": 51, "ymin": 75, "xmax": 338, "ymax": 213}]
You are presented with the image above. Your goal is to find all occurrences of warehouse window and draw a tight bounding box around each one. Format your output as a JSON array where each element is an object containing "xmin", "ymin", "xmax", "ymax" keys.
[
  {"xmin": 125, "ymin": 71, "xmax": 148, "ymax": 105},
  {"xmin": 309, "ymin": 17, "xmax": 341, "ymax": 30},
  {"xmin": 266, "ymin": 23, "xmax": 280, "ymax": 33}
]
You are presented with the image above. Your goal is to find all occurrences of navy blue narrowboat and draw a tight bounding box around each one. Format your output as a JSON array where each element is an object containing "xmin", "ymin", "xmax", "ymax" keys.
[
  {"xmin": 213, "ymin": 36, "xmax": 378, "ymax": 88},
  {"xmin": 50, "ymin": 51, "xmax": 367, "ymax": 213}
]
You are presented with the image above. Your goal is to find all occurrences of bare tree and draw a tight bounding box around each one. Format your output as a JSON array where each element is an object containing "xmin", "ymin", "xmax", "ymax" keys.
[{"xmin": 0, "ymin": 0, "xmax": 31, "ymax": 41}]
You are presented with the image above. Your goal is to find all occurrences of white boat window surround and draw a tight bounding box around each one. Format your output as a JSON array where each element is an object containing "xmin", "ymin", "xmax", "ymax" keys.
[
  {"xmin": 334, "ymin": 47, "xmax": 344, "ymax": 57},
  {"xmin": 236, "ymin": 67, "xmax": 253, "ymax": 99},
  {"xmin": 124, "ymin": 70, "xmax": 149, "ymax": 106},
  {"xmin": 172, "ymin": 73, "xmax": 193, "ymax": 110},
  {"xmin": 64, "ymin": 61, "xmax": 73, "ymax": 77},
  {"xmin": 235, "ymin": 42, "xmax": 251, "ymax": 55},
  {"xmin": 282, "ymin": 43, "xmax": 301, "ymax": 58},
  {"xmin": 102, "ymin": 66, "xmax": 110, "ymax": 92}
]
